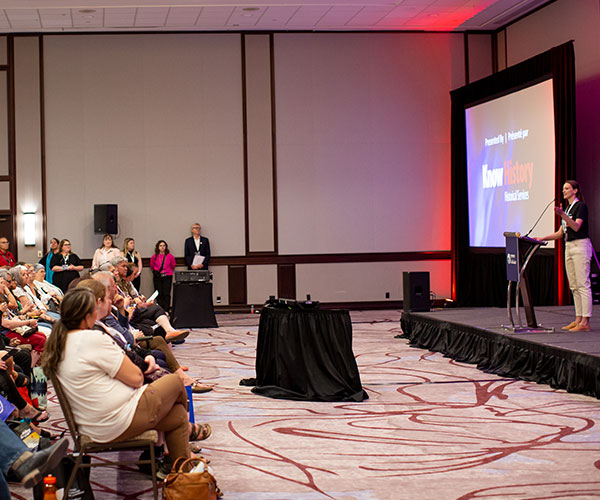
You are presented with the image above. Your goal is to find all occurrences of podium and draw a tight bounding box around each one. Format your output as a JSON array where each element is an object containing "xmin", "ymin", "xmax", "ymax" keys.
[{"xmin": 503, "ymin": 232, "xmax": 553, "ymax": 333}]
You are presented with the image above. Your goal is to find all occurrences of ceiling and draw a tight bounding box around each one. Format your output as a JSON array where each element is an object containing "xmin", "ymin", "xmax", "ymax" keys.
[{"xmin": 0, "ymin": 0, "xmax": 550, "ymax": 33}]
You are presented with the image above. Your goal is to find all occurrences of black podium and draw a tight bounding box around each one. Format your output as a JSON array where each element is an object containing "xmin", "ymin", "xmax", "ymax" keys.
[
  {"xmin": 252, "ymin": 307, "xmax": 368, "ymax": 402},
  {"xmin": 503, "ymin": 232, "xmax": 552, "ymax": 333},
  {"xmin": 172, "ymin": 282, "xmax": 218, "ymax": 328}
]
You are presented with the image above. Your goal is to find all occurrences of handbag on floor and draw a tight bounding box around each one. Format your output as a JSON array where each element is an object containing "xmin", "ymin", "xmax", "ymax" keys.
[{"xmin": 162, "ymin": 457, "xmax": 221, "ymax": 500}]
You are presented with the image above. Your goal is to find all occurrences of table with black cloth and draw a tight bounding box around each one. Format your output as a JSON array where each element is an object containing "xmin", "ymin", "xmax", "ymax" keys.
[
  {"xmin": 172, "ymin": 282, "xmax": 218, "ymax": 328},
  {"xmin": 252, "ymin": 307, "xmax": 368, "ymax": 402}
]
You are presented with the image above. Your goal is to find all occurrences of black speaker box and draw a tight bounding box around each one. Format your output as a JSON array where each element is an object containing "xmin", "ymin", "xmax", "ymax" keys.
[
  {"xmin": 94, "ymin": 204, "xmax": 118, "ymax": 234},
  {"xmin": 403, "ymin": 271, "xmax": 430, "ymax": 312}
]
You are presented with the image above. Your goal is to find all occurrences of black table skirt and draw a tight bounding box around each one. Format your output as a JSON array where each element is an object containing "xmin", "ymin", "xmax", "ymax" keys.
[
  {"xmin": 172, "ymin": 282, "xmax": 218, "ymax": 328},
  {"xmin": 252, "ymin": 307, "xmax": 368, "ymax": 402}
]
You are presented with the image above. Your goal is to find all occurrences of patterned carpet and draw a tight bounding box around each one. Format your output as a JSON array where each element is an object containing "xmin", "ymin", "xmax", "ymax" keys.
[{"xmin": 9, "ymin": 310, "xmax": 600, "ymax": 499}]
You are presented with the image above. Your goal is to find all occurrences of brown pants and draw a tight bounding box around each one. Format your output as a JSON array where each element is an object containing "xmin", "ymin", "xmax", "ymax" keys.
[
  {"xmin": 114, "ymin": 373, "xmax": 190, "ymax": 460},
  {"xmin": 147, "ymin": 336, "xmax": 180, "ymax": 373}
]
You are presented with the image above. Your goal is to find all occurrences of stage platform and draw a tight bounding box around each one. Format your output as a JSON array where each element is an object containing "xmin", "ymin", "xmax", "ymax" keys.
[{"xmin": 400, "ymin": 305, "xmax": 600, "ymax": 399}]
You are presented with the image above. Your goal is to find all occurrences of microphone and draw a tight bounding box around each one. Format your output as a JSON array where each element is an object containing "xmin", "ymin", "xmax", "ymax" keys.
[{"xmin": 524, "ymin": 199, "xmax": 556, "ymax": 237}]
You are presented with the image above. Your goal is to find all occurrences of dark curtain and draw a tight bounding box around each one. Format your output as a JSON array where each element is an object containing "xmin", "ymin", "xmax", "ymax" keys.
[
  {"xmin": 401, "ymin": 312, "xmax": 600, "ymax": 399},
  {"xmin": 451, "ymin": 42, "xmax": 575, "ymax": 306}
]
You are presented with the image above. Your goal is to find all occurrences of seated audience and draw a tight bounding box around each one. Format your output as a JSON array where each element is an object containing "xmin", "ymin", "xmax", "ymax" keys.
[
  {"xmin": 0, "ymin": 349, "xmax": 48, "ymax": 423},
  {"xmin": 38, "ymin": 237, "xmax": 60, "ymax": 284},
  {"xmin": 41, "ymin": 288, "xmax": 209, "ymax": 465},
  {"xmin": 91, "ymin": 234, "xmax": 122, "ymax": 271},
  {"xmin": 92, "ymin": 271, "xmax": 211, "ymax": 393},
  {"xmin": 8, "ymin": 266, "xmax": 55, "ymax": 334},
  {"xmin": 31, "ymin": 264, "xmax": 63, "ymax": 308},
  {"xmin": 0, "ymin": 295, "xmax": 46, "ymax": 365},
  {"xmin": 50, "ymin": 239, "xmax": 83, "ymax": 293},
  {"xmin": 0, "ymin": 270, "xmax": 19, "ymax": 311},
  {"xmin": 110, "ymin": 256, "xmax": 188, "ymax": 343}
]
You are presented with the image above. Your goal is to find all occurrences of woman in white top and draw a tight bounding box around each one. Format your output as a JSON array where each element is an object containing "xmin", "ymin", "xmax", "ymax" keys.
[
  {"xmin": 91, "ymin": 234, "xmax": 122, "ymax": 271},
  {"xmin": 32, "ymin": 264, "xmax": 64, "ymax": 303},
  {"xmin": 41, "ymin": 288, "xmax": 208, "ymax": 458}
]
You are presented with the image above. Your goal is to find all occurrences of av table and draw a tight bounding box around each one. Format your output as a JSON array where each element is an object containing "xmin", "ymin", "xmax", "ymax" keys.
[{"xmin": 252, "ymin": 307, "xmax": 368, "ymax": 402}]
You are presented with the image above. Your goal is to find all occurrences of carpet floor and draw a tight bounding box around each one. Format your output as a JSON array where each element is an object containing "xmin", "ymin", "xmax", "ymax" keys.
[{"xmin": 9, "ymin": 310, "xmax": 600, "ymax": 499}]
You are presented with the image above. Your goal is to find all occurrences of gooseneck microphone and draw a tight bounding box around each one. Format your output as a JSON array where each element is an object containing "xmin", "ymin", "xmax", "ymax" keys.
[{"xmin": 524, "ymin": 198, "xmax": 557, "ymax": 237}]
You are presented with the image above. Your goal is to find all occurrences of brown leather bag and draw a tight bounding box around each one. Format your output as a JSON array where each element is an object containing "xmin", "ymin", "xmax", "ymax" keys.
[{"xmin": 162, "ymin": 457, "xmax": 220, "ymax": 500}]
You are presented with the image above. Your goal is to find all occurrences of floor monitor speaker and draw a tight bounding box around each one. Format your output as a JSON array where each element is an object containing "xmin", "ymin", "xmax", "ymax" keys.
[{"xmin": 403, "ymin": 271, "xmax": 430, "ymax": 312}]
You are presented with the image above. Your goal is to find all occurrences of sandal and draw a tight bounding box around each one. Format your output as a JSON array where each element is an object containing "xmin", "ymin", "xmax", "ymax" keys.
[
  {"xmin": 189, "ymin": 423, "xmax": 211, "ymax": 442},
  {"xmin": 190, "ymin": 382, "xmax": 213, "ymax": 394}
]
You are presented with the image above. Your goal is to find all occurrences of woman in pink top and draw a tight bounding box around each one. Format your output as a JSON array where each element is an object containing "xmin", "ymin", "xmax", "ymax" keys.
[{"xmin": 150, "ymin": 240, "xmax": 176, "ymax": 313}]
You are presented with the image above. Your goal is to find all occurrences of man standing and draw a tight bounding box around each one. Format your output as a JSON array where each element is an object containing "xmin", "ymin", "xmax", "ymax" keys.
[
  {"xmin": 0, "ymin": 237, "xmax": 15, "ymax": 268},
  {"xmin": 184, "ymin": 223, "xmax": 211, "ymax": 270}
]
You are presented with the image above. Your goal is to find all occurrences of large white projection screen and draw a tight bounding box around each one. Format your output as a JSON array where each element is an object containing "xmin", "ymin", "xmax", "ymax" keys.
[{"xmin": 466, "ymin": 79, "xmax": 555, "ymax": 248}]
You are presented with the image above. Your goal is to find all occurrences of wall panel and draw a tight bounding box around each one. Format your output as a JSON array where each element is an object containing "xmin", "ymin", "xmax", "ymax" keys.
[
  {"xmin": 14, "ymin": 36, "xmax": 43, "ymax": 263},
  {"xmin": 296, "ymin": 261, "xmax": 451, "ymax": 302},
  {"xmin": 274, "ymin": 33, "xmax": 462, "ymax": 256},
  {"xmin": 43, "ymin": 34, "xmax": 245, "ymax": 261}
]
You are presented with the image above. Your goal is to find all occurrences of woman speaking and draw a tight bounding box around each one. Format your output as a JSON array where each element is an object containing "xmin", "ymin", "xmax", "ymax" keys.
[{"xmin": 538, "ymin": 180, "xmax": 592, "ymax": 332}]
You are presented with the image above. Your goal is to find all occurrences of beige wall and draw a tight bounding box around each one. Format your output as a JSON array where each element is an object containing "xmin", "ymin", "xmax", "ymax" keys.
[
  {"xmin": 274, "ymin": 33, "xmax": 463, "ymax": 256},
  {"xmin": 14, "ymin": 36, "xmax": 43, "ymax": 263},
  {"xmin": 7, "ymin": 31, "xmax": 478, "ymax": 304},
  {"xmin": 43, "ymin": 34, "xmax": 245, "ymax": 260}
]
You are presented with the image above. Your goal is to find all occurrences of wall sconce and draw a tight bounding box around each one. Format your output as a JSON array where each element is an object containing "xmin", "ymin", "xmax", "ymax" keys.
[{"xmin": 23, "ymin": 212, "xmax": 36, "ymax": 246}]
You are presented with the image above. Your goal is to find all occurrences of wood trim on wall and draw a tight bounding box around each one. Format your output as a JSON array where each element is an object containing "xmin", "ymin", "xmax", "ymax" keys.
[
  {"xmin": 228, "ymin": 264, "xmax": 247, "ymax": 304},
  {"xmin": 241, "ymin": 34, "xmax": 250, "ymax": 256},
  {"xmin": 277, "ymin": 263, "xmax": 295, "ymax": 299},
  {"xmin": 269, "ymin": 33, "xmax": 279, "ymax": 255},
  {"xmin": 80, "ymin": 250, "xmax": 451, "ymax": 269},
  {"xmin": 39, "ymin": 35, "xmax": 47, "ymax": 253},
  {"xmin": 7, "ymin": 35, "xmax": 16, "ymax": 260}
]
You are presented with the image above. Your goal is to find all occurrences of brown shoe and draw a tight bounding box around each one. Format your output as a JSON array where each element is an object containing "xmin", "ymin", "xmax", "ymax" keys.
[
  {"xmin": 561, "ymin": 321, "xmax": 578, "ymax": 330},
  {"xmin": 190, "ymin": 382, "xmax": 213, "ymax": 394},
  {"xmin": 569, "ymin": 324, "xmax": 590, "ymax": 332},
  {"xmin": 165, "ymin": 330, "xmax": 189, "ymax": 343}
]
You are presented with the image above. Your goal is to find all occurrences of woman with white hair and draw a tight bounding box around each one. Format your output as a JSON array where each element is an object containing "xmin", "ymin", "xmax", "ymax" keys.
[{"xmin": 31, "ymin": 264, "xmax": 63, "ymax": 310}]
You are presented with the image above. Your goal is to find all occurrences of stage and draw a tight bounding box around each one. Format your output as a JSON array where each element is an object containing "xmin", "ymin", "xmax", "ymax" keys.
[{"xmin": 400, "ymin": 305, "xmax": 600, "ymax": 399}]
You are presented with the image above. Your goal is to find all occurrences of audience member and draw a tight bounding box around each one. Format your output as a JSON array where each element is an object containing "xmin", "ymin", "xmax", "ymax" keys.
[
  {"xmin": 93, "ymin": 271, "xmax": 212, "ymax": 393},
  {"xmin": 122, "ymin": 237, "xmax": 142, "ymax": 290},
  {"xmin": 91, "ymin": 234, "xmax": 121, "ymax": 271},
  {"xmin": 50, "ymin": 239, "xmax": 83, "ymax": 292},
  {"xmin": 184, "ymin": 223, "xmax": 210, "ymax": 270},
  {"xmin": 150, "ymin": 240, "xmax": 176, "ymax": 313},
  {"xmin": 0, "ymin": 420, "xmax": 68, "ymax": 495},
  {"xmin": 38, "ymin": 237, "xmax": 60, "ymax": 284},
  {"xmin": 41, "ymin": 288, "xmax": 209, "ymax": 465},
  {"xmin": 110, "ymin": 256, "xmax": 189, "ymax": 343},
  {"xmin": 0, "ymin": 236, "xmax": 16, "ymax": 268},
  {"xmin": 31, "ymin": 264, "xmax": 63, "ymax": 309}
]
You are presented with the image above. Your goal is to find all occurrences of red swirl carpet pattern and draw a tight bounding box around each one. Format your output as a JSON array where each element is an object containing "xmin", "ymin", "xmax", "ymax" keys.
[{"xmin": 9, "ymin": 311, "xmax": 600, "ymax": 499}]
